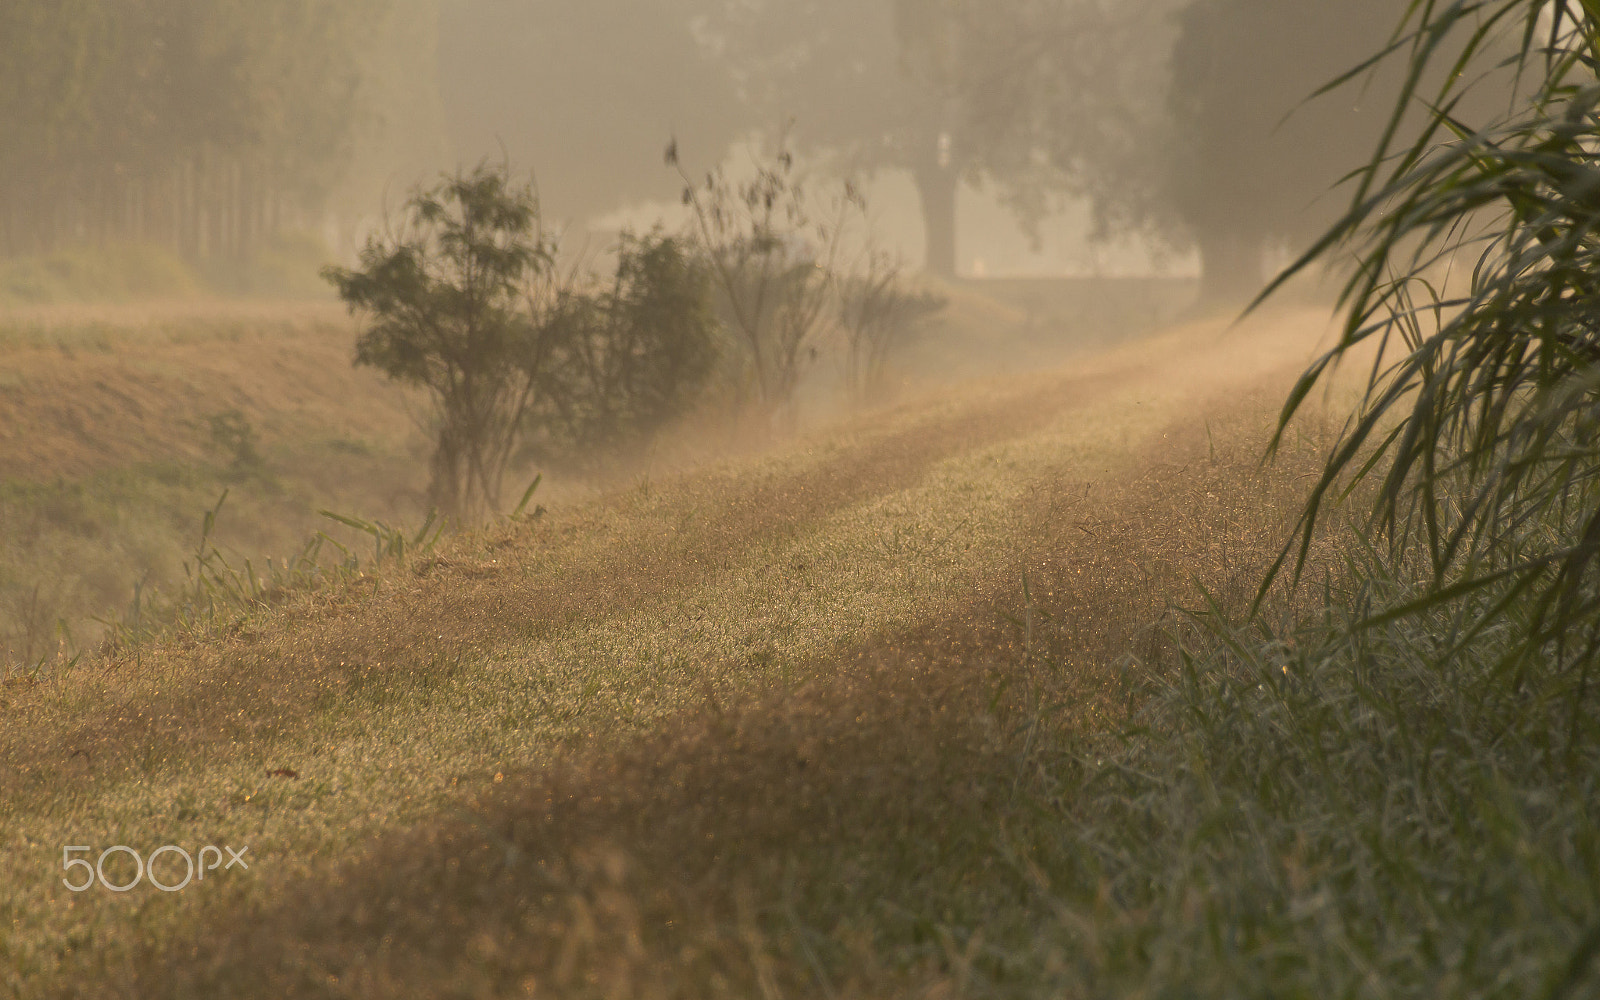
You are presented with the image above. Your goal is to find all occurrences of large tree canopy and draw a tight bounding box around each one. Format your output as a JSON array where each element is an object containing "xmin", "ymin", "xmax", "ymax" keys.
[
  {"xmin": 436, "ymin": 0, "xmax": 1176, "ymax": 277},
  {"xmin": 1159, "ymin": 0, "xmax": 1403, "ymax": 300},
  {"xmin": 704, "ymin": 0, "xmax": 1179, "ymax": 276},
  {"xmin": 1157, "ymin": 0, "xmax": 1515, "ymax": 302}
]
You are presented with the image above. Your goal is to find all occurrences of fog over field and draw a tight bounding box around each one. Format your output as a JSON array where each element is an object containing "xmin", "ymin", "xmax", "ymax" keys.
[
  {"xmin": 1, "ymin": 0, "xmax": 1417, "ymax": 292},
  {"xmin": 0, "ymin": 0, "xmax": 1419, "ymax": 658},
  {"xmin": 4, "ymin": 4, "xmax": 1597, "ymax": 999}
]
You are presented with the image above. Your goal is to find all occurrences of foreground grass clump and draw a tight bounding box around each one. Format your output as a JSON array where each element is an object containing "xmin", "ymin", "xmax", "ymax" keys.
[
  {"xmin": 1002, "ymin": 556, "xmax": 1600, "ymax": 998},
  {"xmin": 0, "ymin": 448, "xmax": 426, "ymax": 672}
]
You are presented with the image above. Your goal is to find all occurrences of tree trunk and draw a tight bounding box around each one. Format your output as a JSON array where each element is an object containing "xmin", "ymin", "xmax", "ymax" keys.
[
  {"xmin": 1196, "ymin": 227, "xmax": 1265, "ymax": 307},
  {"xmin": 912, "ymin": 161, "xmax": 959, "ymax": 279}
]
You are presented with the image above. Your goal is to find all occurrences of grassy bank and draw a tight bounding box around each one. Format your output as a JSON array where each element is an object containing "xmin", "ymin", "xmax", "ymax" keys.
[
  {"xmin": 0, "ymin": 303, "xmax": 428, "ymax": 669},
  {"xmin": 0, "ymin": 308, "xmax": 1339, "ymax": 996},
  {"xmin": 0, "ymin": 445, "xmax": 425, "ymax": 669}
]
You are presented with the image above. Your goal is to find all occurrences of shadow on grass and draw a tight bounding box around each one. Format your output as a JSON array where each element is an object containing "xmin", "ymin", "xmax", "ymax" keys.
[{"xmin": 114, "ymin": 399, "xmax": 1330, "ymax": 1000}]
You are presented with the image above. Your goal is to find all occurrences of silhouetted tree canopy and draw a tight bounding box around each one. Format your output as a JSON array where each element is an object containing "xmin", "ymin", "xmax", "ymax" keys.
[
  {"xmin": 704, "ymin": 0, "xmax": 1179, "ymax": 277},
  {"xmin": 1157, "ymin": 0, "xmax": 1401, "ymax": 300}
]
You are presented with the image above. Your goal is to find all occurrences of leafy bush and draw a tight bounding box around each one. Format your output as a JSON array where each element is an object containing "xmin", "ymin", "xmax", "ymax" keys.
[
  {"xmin": 529, "ymin": 229, "xmax": 719, "ymax": 470},
  {"xmin": 326, "ymin": 165, "xmax": 719, "ymax": 518},
  {"xmin": 324, "ymin": 166, "xmax": 553, "ymax": 521}
]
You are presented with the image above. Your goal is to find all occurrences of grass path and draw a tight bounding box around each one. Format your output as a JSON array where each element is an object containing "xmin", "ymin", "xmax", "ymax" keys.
[{"xmin": 2, "ymin": 308, "xmax": 1338, "ymax": 998}]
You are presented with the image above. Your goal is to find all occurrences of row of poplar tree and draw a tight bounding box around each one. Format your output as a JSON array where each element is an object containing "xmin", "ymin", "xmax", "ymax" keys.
[{"xmin": 0, "ymin": 0, "xmax": 438, "ymax": 261}]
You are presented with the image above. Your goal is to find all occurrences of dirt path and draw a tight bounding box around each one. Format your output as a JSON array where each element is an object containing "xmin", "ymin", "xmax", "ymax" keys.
[{"xmin": 1, "ymin": 307, "xmax": 1342, "ymax": 998}]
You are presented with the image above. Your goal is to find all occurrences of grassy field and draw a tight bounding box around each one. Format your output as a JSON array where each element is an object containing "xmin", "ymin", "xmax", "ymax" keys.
[
  {"xmin": 0, "ymin": 297, "xmax": 1371, "ymax": 997},
  {"xmin": 7, "ymin": 292, "xmax": 1589, "ymax": 998}
]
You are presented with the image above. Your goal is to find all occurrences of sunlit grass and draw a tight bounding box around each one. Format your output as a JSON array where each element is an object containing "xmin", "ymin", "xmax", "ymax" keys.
[{"xmin": 0, "ymin": 307, "xmax": 1336, "ymax": 997}]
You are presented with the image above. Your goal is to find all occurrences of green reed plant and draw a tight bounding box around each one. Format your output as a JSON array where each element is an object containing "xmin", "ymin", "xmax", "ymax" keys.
[
  {"xmin": 1265, "ymin": 2, "xmax": 1600, "ymax": 665},
  {"xmin": 971, "ymin": 538, "xmax": 1600, "ymax": 998},
  {"xmin": 982, "ymin": 11, "xmax": 1600, "ymax": 992}
]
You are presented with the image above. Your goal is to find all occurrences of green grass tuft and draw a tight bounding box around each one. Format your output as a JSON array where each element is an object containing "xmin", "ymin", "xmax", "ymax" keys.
[{"xmin": 976, "ymin": 537, "xmax": 1600, "ymax": 997}]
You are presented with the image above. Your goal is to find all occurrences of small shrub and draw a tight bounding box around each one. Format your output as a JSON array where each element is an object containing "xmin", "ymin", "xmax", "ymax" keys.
[
  {"xmin": 324, "ymin": 165, "xmax": 558, "ymax": 522},
  {"xmin": 835, "ymin": 252, "xmax": 945, "ymax": 404},
  {"xmin": 529, "ymin": 229, "xmax": 719, "ymax": 470},
  {"xmin": 207, "ymin": 409, "xmax": 262, "ymax": 473},
  {"xmin": 669, "ymin": 138, "xmax": 856, "ymax": 419},
  {"xmin": 328, "ymin": 164, "xmax": 723, "ymax": 515}
]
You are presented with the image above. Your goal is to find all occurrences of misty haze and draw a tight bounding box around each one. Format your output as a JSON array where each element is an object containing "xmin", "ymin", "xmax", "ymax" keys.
[{"xmin": 3, "ymin": 2, "xmax": 1598, "ymax": 997}]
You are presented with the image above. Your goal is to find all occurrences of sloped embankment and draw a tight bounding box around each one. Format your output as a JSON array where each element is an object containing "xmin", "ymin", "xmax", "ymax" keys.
[{"xmin": 2, "ymin": 308, "xmax": 1339, "ymax": 998}]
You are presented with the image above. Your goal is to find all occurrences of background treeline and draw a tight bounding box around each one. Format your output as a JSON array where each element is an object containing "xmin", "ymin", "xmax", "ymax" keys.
[
  {"xmin": 439, "ymin": 0, "xmax": 1422, "ymax": 299},
  {"xmin": 1, "ymin": 0, "xmax": 1456, "ymax": 301},
  {"xmin": 0, "ymin": 0, "xmax": 439, "ymax": 263}
]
